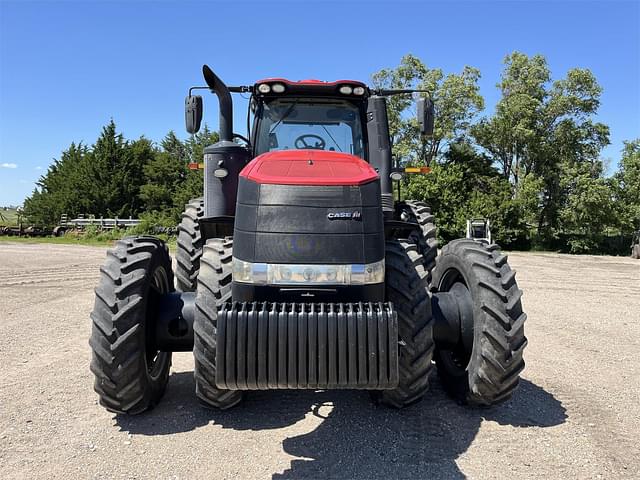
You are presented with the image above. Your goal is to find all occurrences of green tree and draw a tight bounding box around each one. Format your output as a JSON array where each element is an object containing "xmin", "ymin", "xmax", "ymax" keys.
[
  {"xmin": 404, "ymin": 141, "xmax": 522, "ymax": 245},
  {"xmin": 473, "ymin": 52, "xmax": 610, "ymax": 238},
  {"xmin": 557, "ymin": 160, "xmax": 617, "ymax": 252},
  {"xmin": 23, "ymin": 142, "xmax": 92, "ymax": 225},
  {"xmin": 372, "ymin": 54, "xmax": 484, "ymax": 164},
  {"xmin": 88, "ymin": 121, "xmax": 154, "ymax": 217},
  {"xmin": 140, "ymin": 132, "xmax": 187, "ymax": 214},
  {"xmin": 174, "ymin": 125, "xmax": 218, "ymax": 208},
  {"xmin": 24, "ymin": 121, "xmax": 155, "ymax": 225},
  {"xmin": 614, "ymin": 139, "xmax": 640, "ymax": 232},
  {"xmin": 122, "ymin": 137, "xmax": 156, "ymax": 216}
]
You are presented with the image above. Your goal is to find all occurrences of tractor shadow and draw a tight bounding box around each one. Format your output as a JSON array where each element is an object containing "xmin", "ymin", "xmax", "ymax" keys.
[{"xmin": 115, "ymin": 372, "xmax": 566, "ymax": 479}]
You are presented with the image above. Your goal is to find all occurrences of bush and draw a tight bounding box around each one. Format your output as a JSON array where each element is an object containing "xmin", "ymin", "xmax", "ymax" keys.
[{"xmin": 130, "ymin": 211, "xmax": 177, "ymax": 235}]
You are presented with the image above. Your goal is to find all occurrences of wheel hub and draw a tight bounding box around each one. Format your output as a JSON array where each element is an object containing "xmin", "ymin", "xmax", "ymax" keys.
[{"xmin": 432, "ymin": 282, "xmax": 474, "ymax": 351}]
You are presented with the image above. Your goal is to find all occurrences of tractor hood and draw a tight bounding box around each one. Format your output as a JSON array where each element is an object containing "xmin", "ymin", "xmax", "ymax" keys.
[{"xmin": 239, "ymin": 150, "xmax": 378, "ymax": 186}]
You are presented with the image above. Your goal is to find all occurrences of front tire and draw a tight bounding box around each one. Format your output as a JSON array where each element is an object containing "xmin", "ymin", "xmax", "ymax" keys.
[
  {"xmin": 432, "ymin": 239, "xmax": 527, "ymax": 405},
  {"xmin": 89, "ymin": 236, "xmax": 174, "ymax": 414},
  {"xmin": 373, "ymin": 240, "xmax": 435, "ymax": 408},
  {"xmin": 193, "ymin": 238, "xmax": 243, "ymax": 409}
]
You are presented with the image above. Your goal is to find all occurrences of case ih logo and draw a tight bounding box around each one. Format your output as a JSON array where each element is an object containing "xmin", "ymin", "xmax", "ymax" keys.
[{"xmin": 327, "ymin": 211, "xmax": 362, "ymax": 220}]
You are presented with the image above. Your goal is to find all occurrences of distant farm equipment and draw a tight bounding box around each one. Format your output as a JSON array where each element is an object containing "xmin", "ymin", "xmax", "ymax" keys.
[
  {"xmin": 53, "ymin": 214, "xmax": 142, "ymax": 236},
  {"xmin": 53, "ymin": 214, "xmax": 176, "ymax": 236},
  {"xmin": 466, "ymin": 218, "xmax": 492, "ymax": 243},
  {"xmin": 0, "ymin": 207, "xmax": 49, "ymax": 236},
  {"xmin": 632, "ymin": 230, "xmax": 640, "ymax": 259}
]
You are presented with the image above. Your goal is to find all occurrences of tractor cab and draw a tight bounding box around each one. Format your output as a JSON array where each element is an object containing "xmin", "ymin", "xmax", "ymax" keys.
[
  {"xmin": 184, "ymin": 66, "xmax": 433, "ymax": 223},
  {"xmin": 250, "ymin": 79, "xmax": 369, "ymax": 160}
]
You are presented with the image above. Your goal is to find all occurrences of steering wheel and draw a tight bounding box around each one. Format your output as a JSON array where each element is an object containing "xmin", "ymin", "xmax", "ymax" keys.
[{"xmin": 294, "ymin": 134, "xmax": 326, "ymax": 150}]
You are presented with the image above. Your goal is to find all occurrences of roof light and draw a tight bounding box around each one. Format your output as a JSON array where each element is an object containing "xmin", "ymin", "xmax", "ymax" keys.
[
  {"xmin": 257, "ymin": 83, "xmax": 271, "ymax": 93},
  {"xmin": 339, "ymin": 85, "xmax": 353, "ymax": 95},
  {"xmin": 271, "ymin": 83, "xmax": 285, "ymax": 93},
  {"xmin": 353, "ymin": 86, "xmax": 365, "ymax": 95}
]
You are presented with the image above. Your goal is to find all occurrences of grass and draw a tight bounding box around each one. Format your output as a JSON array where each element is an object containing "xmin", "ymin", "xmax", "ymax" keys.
[
  {"xmin": 0, "ymin": 235, "xmax": 118, "ymax": 247},
  {"xmin": 0, "ymin": 233, "xmax": 177, "ymax": 250}
]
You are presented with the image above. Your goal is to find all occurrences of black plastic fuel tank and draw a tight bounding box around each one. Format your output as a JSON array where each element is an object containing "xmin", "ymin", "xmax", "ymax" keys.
[{"xmin": 203, "ymin": 141, "xmax": 250, "ymax": 217}]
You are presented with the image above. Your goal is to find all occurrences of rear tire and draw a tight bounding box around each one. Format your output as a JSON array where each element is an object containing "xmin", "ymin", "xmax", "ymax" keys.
[
  {"xmin": 175, "ymin": 197, "xmax": 204, "ymax": 292},
  {"xmin": 398, "ymin": 200, "xmax": 438, "ymax": 283},
  {"xmin": 373, "ymin": 240, "xmax": 435, "ymax": 408},
  {"xmin": 89, "ymin": 236, "xmax": 173, "ymax": 414},
  {"xmin": 193, "ymin": 238, "xmax": 243, "ymax": 409},
  {"xmin": 432, "ymin": 239, "xmax": 527, "ymax": 405}
]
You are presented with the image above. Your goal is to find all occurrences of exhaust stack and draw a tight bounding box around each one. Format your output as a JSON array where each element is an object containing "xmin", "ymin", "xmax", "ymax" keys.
[
  {"xmin": 203, "ymin": 64, "xmax": 233, "ymax": 142},
  {"xmin": 200, "ymin": 65, "xmax": 249, "ymax": 218}
]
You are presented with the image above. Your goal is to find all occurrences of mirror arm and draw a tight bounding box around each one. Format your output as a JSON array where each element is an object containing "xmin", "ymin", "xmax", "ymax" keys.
[
  {"xmin": 188, "ymin": 86, "xmax": 210, "ymax": 96},
  {"xmin": 372, "ymin": 88, "xmax": 432, "ymax": 99},
  {"xmin": 189, "ymin": 85, "xmax": 253, "ymax": 96}
]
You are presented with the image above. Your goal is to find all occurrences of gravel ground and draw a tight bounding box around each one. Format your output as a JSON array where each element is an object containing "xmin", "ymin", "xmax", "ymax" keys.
[{"xmin": 0, "ymin": 242, "xmax": 638, "ymax": 479}]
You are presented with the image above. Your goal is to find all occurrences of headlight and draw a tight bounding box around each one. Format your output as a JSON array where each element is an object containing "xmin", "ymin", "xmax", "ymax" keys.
[
  {"xmin": 257, "ymin": 83, "xmax": 271, "ymax": 93},
  {"xmin": 364, "ymin": 260, "xmax": 385, "ymax": 284},
  {"xmin": 353, "ymin": 86, "xmax": 365, "ymax": 95},
  {"xmin": 339, "ymin": 85, "xmax": 353, "ymax": 95},
  {"xmin": 271, "ymin": 83, "xmax": 286, "ymax": 93},
  {"xmin": 232, "ymin": 258, "xmax": 385, "ymax": 285}
]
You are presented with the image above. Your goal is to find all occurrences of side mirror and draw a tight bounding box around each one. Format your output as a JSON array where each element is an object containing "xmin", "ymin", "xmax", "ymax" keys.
[
  {"xmin": 185, "ymin": 95, "xmax": 203, "ymax": 134},
  {"xmin": 417, "ymin": 97, "xmax": 435, "ymax": 138}
]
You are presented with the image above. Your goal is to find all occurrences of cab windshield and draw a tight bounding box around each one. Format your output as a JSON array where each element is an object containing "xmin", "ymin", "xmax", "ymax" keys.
[{"xmin": 254, "ymin": 99, "xmax": 365, "ymax": 159}]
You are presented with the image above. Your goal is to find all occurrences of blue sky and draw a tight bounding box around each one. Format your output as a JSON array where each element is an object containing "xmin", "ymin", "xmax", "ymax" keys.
[{"xmin": 1, "ymin": 0, "xmax": 639, "ymax": 206}]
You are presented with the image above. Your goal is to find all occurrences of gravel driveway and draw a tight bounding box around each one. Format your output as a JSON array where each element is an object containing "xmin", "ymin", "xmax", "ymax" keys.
[{"xmin": 1, "ymin": 242, "xmax": 638, "ymax": 479}]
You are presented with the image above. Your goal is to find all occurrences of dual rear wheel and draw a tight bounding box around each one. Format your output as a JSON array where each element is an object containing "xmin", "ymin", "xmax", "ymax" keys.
[{"xmin": 89, "ymin": 236, "xmax": 174, "ymax": 414}]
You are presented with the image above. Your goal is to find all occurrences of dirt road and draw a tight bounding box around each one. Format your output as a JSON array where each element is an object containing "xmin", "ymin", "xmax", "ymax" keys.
[{"xmin": 1, "ymin": 242, "xmax": 638, "ymax": 479}]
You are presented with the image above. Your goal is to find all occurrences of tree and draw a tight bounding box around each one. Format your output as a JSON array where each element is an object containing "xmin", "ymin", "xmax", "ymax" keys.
[
  {"xmin": 614, "ymin": 139, "xmax": 640, "ymax": 232},
  {"xmin": 174, "ymin": 125, "xmax": 218, "ymax": 209},
  {"xmin": 473, "ymin": 52, "xmax": 610, "ymax": 238},
  {"xmin": 556, "ymin": 160, "xmax": 617, "ymax": 252},
  {"xmin": 23, "ymin": 142, "xmax": 92, "ymax": 225},
  {"xmin": 404, "ymin": 141, "xmax": 522, "ymax": 245},
  {"xmin": 140, "ymin": 131, "xmax": 190, "ymax": 218},
  {"xmin": 372, "ymin": 54, "xmax": 484, "ymax": 164},
  {"xmin": 87, "ymin": 121, "xmax": 155, "ymax": 218}
]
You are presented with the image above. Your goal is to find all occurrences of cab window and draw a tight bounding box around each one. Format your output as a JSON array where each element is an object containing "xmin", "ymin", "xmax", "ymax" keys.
[{"xmin": 255, "ymin": 99, "xmax": 365, "ymax": 159}]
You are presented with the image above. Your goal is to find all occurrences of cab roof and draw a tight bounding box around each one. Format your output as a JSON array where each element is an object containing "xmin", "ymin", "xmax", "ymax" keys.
[{"xmin": 254, "ymin": 78, "xmax": 369, "ymax": 98}]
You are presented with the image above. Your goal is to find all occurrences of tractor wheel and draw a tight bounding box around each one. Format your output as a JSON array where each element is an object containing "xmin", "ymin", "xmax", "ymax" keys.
[
  {"xmin": 175, "ymin": 197, "xmax": 204, "ymax": 292},
  {"xmin": 373, "ymin": 240, "xmax": 435, "ymax": 408},
  {"xmin": 89, "ymin": 236, "xmax": 174, "ymax": 414},
  {"xmin": 431, "ymin": 239, "xmax": 527, "ymax": 405},
  {"xmin": 398, "ymin": 200, "xmax": 438, "ymax": 283},
  {"xmin": 193, "ymin": 238, "xmax": 243, "ymax": 409}
]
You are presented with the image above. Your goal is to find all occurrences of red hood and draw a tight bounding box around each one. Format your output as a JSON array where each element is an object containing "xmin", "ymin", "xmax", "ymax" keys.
[{"xmin": 240, "ymin": 150, "xmax": 379, "ymax": 186}]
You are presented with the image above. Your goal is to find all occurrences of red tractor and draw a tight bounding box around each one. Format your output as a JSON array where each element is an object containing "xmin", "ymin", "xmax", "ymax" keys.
[{"xmin": 89, "ymin": 65, "xmax": 527, "ymax": 413}]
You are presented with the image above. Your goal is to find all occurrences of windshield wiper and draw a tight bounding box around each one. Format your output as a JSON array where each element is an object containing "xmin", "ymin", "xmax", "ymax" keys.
[
  {"xmin": 321, "ymin": 125, "xmax": 342, "ymax": 152},
  {"xmin": 269, "ymin": 99, "xmax": 300, "ymax": 134}
]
